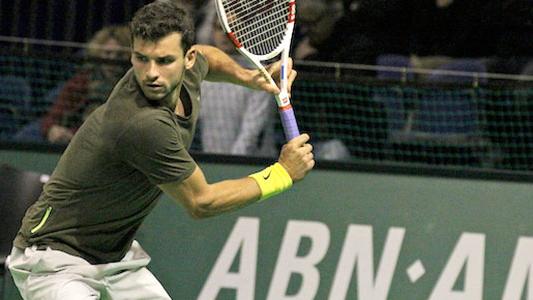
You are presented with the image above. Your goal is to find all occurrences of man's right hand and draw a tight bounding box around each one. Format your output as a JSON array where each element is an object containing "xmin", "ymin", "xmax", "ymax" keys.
[
  {"xmin": 278, "ymin": 134, "xmax": 315, "ymax": 182},
  {"xmin": 47, "ymin": 125, "xmax": 74, "ymax": 144}
]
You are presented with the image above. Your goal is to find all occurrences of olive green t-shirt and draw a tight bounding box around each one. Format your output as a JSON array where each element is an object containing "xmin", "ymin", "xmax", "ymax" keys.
[{"xmin": 14, "ymin": 53, "xmax": 209, "ymax": 264}]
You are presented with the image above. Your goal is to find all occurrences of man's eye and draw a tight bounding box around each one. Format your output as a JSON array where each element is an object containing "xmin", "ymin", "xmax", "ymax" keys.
[
  {"xmin": 158, "ymin": 58, "xmax": 174, "ymax": 65},
  {"xmin": 136, "ymin": 56, "xmax": 148, "ymax": 62}
]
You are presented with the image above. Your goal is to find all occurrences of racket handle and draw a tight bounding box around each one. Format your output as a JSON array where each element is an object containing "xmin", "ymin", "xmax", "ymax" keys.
[{"xmin": 279, "ymin": 106, "xmax": 300, "ymax": 141}]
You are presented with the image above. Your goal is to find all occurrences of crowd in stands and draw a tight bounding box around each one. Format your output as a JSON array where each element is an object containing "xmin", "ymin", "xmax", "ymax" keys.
[
  {"xmin": 293, "ymin": 0, "xmax": 532, "ymax": 75},
  {"xmin": 14, "ymin": 25, "xmax": 131, "ymax": 144},
  {"xmin": 289, "ymin": 0, "xmax": 531, "ymax": 164},
  {"xmin": 1, "ymin": 0, "xmax": 532, "ymax": 167}
]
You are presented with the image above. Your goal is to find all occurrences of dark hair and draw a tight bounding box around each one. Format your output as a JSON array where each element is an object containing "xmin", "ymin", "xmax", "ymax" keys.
[{"xmin": 130, "ymin": 1, "xmax": 195, "ymax": 54}]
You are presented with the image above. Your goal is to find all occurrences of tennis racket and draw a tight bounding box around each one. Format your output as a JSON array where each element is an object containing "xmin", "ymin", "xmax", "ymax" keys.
[{"xmin": 215, "ymin": 0, "xmax": 300, "ymax": 141}]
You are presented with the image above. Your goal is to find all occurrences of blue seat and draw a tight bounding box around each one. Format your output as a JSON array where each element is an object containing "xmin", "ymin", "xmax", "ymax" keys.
[
  {"xmin": 426, "ymin": 58, "xmax": 488, "ymax": 84},
  {"xmin": 381, "ymin": 59, "xmax": 495, "ymax": 166},
  {"xmin": 13, "ymin": 120, "xmax": 45, "ymax": 143},
  {"xmin": 374, "ymin": 54, "xmax": 415, "ymax": 139},
  {"xmin": 41, "ymin": 82, "xmax": 65, "ymax": 108},
  {"xmin": 415, "ymin": 59, "xmax": 487, "ymax": 135},
  {"xmin": 376, "ymin": 54, "xmax": 414, "ymax": 81},
  {"xmin": 0, "ymin": 76, "xmax": 32, "ymax": 139},
  {"xmin": 12, "ymin": 83, "xmax": 66, "ymax": 143}
]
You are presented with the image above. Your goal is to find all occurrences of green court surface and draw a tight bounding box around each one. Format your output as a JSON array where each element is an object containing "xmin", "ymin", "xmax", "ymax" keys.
[{"xmin": 2, "ymin": 149, "xmax": 533, "ymax": 299}]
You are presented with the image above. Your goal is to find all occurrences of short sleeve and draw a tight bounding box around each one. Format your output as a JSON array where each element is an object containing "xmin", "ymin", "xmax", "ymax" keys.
[
  {"xmin": 116, "ymin": 111, "xmax": 196, "ymax": 185},
  {"xmin": 188, "ymin": 51, "xmax": 209, "ymax": 83}
]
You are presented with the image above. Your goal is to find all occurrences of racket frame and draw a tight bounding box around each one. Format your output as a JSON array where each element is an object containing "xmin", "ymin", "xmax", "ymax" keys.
[{"xmin": 215, "ymin": 0, "xmax": 300, "ymax": 140}]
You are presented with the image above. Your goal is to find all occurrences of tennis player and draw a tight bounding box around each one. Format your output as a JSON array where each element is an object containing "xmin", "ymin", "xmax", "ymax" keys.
[{"xmin": 7, "ymin": 1, "xmax": 314, "ymax": 299}]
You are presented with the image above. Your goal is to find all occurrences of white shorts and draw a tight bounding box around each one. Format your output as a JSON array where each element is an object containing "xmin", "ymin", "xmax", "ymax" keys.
[{"xmin": 7, "ymin": 240, "xmax": 171, "ymax": 300}]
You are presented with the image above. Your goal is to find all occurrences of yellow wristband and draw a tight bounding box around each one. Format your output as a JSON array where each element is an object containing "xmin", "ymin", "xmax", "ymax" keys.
[{"xmin": 249, "ymin": 162, "xmax": 293, "ymax": 201}]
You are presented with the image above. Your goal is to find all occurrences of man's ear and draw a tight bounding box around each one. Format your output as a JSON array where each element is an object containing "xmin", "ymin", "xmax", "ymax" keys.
[{"xmin": 184, "ymin": 48, "xmax": 197, "ymax": 70}]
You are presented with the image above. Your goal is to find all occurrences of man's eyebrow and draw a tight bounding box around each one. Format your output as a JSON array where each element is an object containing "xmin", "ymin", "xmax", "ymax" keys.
[{"xmin": 132, "ymin": 52, "xmax": 174, "ymax": 59}]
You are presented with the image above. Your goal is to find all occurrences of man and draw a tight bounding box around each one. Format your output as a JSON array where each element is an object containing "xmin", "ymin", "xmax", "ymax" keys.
[{"xmin": 7, "ymin": 2, "xmax": 314, "ymax": 299}]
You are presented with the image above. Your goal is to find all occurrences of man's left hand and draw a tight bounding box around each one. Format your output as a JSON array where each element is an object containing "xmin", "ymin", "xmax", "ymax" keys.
[{"xmin": 248, "ymin": 58, "xmax": 297, "ymax": 98}]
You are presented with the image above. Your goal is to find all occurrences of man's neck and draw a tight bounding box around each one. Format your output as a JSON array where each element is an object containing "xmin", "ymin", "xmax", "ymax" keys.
[{"xmin": 161, "ymin": 85, "xmax": 181, "ymax": 111}]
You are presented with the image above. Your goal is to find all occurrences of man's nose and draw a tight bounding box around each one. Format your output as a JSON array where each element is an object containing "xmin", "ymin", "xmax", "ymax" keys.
[{"xmin": 146, "ymin": 62, "xmax": 159, "ymax": 80}]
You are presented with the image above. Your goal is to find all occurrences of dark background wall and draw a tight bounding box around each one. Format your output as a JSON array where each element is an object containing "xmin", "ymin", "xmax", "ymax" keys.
[
  {"xmin": 0, "ymin": 0, "xmax": 150, "ymax": 43},
  {"xmin": 1, "ymin": 0, "xmax": 531, "ymax": 58}
]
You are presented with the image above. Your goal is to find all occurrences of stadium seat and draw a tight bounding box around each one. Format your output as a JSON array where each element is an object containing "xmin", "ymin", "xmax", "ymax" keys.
[
  {"xmin": 41, "ymin": 82, "xmax": 65, "ymax": 108},
  {"xmin": 13, "ymin": 120, "xmax": 45, "ymax": 143},
  {"xmin": 0, "ymin": 164, "xmax": 47, "ymax": 300},
  {"xmin": 416, "ymin": 59, "xmax": 487, "ymax": 135},
  {"xmin": 376, "ymin": 54, "xmax": 414, "ymax": 81},
  {"xmin": 378, "ymin": 58, "xmax": 496, "ymax": 166},
  {"xmin": 426, "ymin": 58, "xmax": 488, "ymax": 84},
  {"xmin": 408, "ymin": 59, "xmax": 494, "ymax": 165},
  {"xmin": 12, "ymin": 83, "xmax": 65, "ymax": 143},
  {"xmin": 374, "ymin": 54, "xmax": 415, "ymax": 141},
  {"xmin": 0, "ymin": 76, "xmax": 32, "ymax": 140}
]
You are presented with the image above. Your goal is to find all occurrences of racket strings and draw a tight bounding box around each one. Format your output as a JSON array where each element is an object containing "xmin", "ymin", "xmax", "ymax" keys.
[
  {"xmin": 234, "ymin": 17, "xmax": 285, "ymax": 47},
  {"xmin": 221, "ymin": 0, "xmax": 288, "ymax": 56},
  {"xmin": 224, "ymin": 0, "xmax": 270, "ymax": 16},
  {"xmin": 226, "ymin": 1, "xmax": 286, "ymax": 37},
  {"xmin": 225, "ymin": 1, "xmax": 284, "ymax": 26},
  {"xmin": 247, "ymin": 27, "xmax": 284, "ymax": 50},
  {"xmin": 232, "ymin": 9, "xmax": 286, "ymax": 38}
]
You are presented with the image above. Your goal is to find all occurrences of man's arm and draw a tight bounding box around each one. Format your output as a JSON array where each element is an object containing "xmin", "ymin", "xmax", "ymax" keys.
[
  {"xmin": 192, "ymin": 45, "xmax": 255, "ymax": 86},
  {"xmin": 158, "ymin": 134, "xmax": 314, "ymax": 219},
  {"xmin": 192, "ymin": 44, "xmax": 296, "ymax": 95},
  {"xmin": 159, "ymin": 165, "xmax": 261, "ymax": 219}
]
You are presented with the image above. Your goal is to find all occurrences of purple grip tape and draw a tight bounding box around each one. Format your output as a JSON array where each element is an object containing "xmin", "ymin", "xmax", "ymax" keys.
[{"xmin": 279, "ymin": 107, "xmax": 300, "ymax": 141}]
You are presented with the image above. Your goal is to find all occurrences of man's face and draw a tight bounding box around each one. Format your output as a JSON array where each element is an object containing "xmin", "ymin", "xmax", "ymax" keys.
[{"xmin": 131, "ymin": 32, "xmax": 193, "ymax": 101}]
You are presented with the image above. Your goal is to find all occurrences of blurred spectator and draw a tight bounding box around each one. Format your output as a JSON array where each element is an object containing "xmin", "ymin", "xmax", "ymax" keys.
[
  {"xmin": 409, "ymin": 0, "xmax": 499, "ymax": 58},
  {"xmin": 195, "ymin": 1, "xmax": 218, "ymax": 46},
  {"xmin": 197, "ymin": 7, "xmax": 277, "ymax": 156},
  {"xmin": 408, "ymin": 0, "xmax": 531, "ymax": 75},
  {"xmin": 294, "ymin": 0, "xmax": 412, "ymax": 65},
  {"xmin": 486, "ymin": 0, "xmax": 533, "ymax": 75},
  {"xmin": 522, "ymin": 60, "xmax": 533, "ymax": 75},
  {"xmin": 0, "ymin": 76, "xmax": 32, "ymax": 139},
  {"xmin": 494, "ymin": 0, "xmax": 533, "ymax": 59},
  {"xmin": 41, "ymin": 25, "xmax": 130, "ymax": 144},
  {"xmin": 166, "ymin": 0, "xmax": 211, "ymax": 30}
]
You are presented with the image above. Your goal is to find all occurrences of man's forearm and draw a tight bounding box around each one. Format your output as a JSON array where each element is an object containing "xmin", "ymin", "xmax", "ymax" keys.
[
  {"xmin": 193, "ymin": 177, "xmax": 262, "ymax": 218},
  {"xmin": 193, "ymin": 44, "xmax": 255, "ymax": 87}
]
